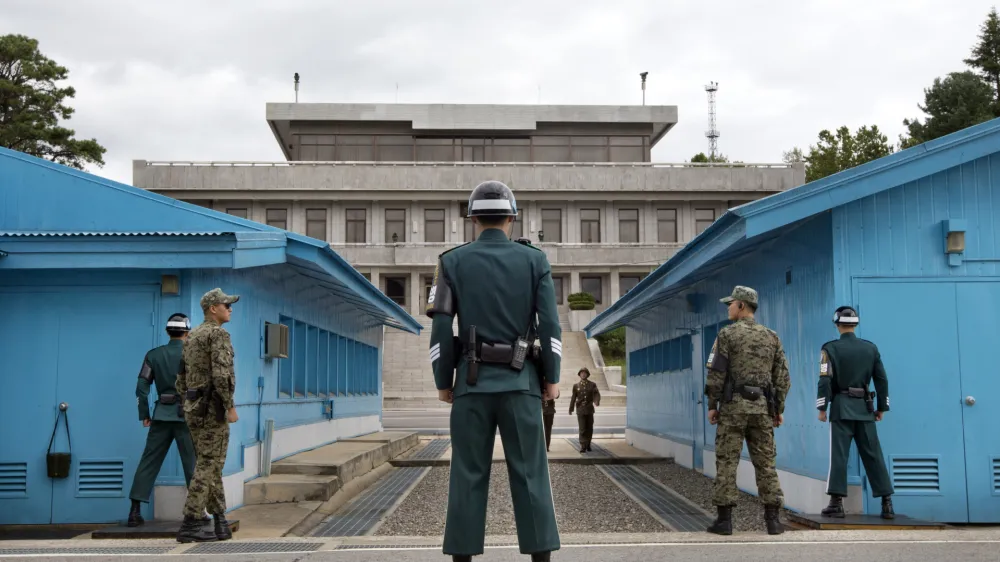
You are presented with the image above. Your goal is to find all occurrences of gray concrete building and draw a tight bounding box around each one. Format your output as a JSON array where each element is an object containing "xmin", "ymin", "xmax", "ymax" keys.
[{"xmin": 133, "ymin": 102, "xmax": 805, "ymax": 319}]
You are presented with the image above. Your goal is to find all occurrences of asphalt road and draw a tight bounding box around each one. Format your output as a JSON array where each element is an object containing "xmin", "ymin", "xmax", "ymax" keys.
[{"xmin": 382, "ymin": 408, "xmax": 626, "ymax": 435}]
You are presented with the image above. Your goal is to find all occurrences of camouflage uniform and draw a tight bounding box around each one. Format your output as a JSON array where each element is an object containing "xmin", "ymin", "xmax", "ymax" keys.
[
  {"xmin": 542, "ymin": 399, "xmax": 556, "ymax": 451},
  {"xmin": 569, "ymin": 375, "xmax": 600, "ymax": 452},
  {"xmin": 705, "ymin": 286, "xmax": 791, "ymax": 535},
  {"xmin": 177, "ymin": 289, "xmax": 238, "ymax": 523}
]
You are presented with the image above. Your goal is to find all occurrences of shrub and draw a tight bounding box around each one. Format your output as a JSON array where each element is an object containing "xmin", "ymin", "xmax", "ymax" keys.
[
  {"xmin": 595, "ymin": 326, "xmax": 625, "ymax": 362},
  {"xmin": 567, "ymin": 292, "xmax": 595, "ymax": 310}
]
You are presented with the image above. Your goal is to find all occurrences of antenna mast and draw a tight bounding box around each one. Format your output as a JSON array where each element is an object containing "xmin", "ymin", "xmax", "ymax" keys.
[{"xmin": 705, "ymin": 81, "xmax": 719, "ymax": 160}]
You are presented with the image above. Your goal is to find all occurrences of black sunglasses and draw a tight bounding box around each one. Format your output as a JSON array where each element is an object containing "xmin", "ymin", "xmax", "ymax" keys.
[{"xmin": 223, "ymin": 303, "xmax": 232, "ymax": 310}]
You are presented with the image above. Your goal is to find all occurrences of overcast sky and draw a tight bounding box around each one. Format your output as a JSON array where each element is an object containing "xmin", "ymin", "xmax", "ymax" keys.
[{"xmin": 2, "ymin": 0, "xmax": 995, "ymax": 184}]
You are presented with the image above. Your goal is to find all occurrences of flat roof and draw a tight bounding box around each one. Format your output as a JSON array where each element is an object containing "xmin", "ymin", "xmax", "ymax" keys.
[{"xmin": 266, "ymin": 102, "xmax": 678, "ymax": 159}]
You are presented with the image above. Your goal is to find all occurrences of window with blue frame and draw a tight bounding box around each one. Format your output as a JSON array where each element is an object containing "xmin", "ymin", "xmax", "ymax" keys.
[
  {"xmin": 628, "ymin": 334, "xmax": 692, "ymax": 377},
  {"xmin": 276, "ymin": 316, "xmax": 378, "ymax": 399}
]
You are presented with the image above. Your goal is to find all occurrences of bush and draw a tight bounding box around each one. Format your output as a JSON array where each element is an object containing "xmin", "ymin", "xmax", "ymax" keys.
[
  {"xmin": 596, "ymin": 326, "xmax": 625, "ymax": 362},
  {"xmin": 567, "ymin": 292, "xmax": 595, "ymax": 310}
]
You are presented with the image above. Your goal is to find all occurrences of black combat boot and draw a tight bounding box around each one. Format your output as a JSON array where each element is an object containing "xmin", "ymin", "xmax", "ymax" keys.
[
  {"xmin": 127, "ymin": 500, "xmax": 144, "ymax": 527},
  {"xmin": 706, "ymin": 505, "xmax": 733, "ymax": 535},
  {"xmin": 881, "ymin": 496, "xmax": 895, "ymax": 520},
  {"xmin": 531, "ymin": 551, "xmax": 551, "ymax": 561},
  {"xmin": 452, "ymin": 556, "xmax": 472, "ymax": 562},
  {"xmin": 764, "ymin": 504, "xmax": 785, "ymax": 535},
  {"xmin": 821, "ymin": 495, "xmax": 845, "ymax": 518},
  {"xmin": 176, "ymin": 515, "xmax": 218, "ymax": 543},
  {"xmin": 213, "ymin": 514, "xmax": 233, "ymax": 540}
]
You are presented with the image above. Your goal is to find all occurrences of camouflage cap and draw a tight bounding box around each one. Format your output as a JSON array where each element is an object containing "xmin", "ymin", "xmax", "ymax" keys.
[
  {"xmin": 720, "ymin": 285, "xmax": 758, "ymax": 307},
  {"xmin": 200, "ymin": 288, "xmax": 240, "ymax": 310}
]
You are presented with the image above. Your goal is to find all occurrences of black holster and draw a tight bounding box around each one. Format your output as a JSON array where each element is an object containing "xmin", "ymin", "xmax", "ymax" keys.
[
  {"xmin": 722, "ymin": 375, "xmax": 734, "ymax": 403},
  {"xmin": 157, "ymin": 393, "xmax": 178, "ymax": 405}
]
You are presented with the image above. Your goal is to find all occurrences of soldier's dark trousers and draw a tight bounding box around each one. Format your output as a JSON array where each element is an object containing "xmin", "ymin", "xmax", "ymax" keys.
[
  {"xmin": 129, "ymin": 421, "xmax": 196, "ymax": 502},
  {"xmin": 577, "ymin": 414, "xmax": 594, "ymax": 450},
  {"xmin": 183, "ymin": 420, "xmax": 230, "ymax": 518},
  {"xmin": 827, "ymin": 420, "xmax": 893, "ymax": 497},
  {"xmin": 445, "ymin": 392, "xmax": 560, "ymax": 556},
  {"xmin": 543, "ymin": 412, "xmax": 555, "ymax": 450},
  {"xmin": 712, "ymin": 414, "xmax": 783, "ymax": 506}
]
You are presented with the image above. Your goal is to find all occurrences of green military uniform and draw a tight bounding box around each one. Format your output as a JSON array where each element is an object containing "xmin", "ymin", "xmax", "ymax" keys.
[
  {"xmin": 427, "ymin": 181, "xmax": 561, "ymax": 560},
  {"xmin": 569, "ymin": 373, "xmax": 600, "ymax": 452},
  {"xmin": 817, "ymin": 306, "xmax": 893, "ymax": 518},
  {"xmin": 704, "ymin": 286, "xmax": 791, "ymax": 536},
  {"xmin": 542, "ymin": 399, "xmax": 556, "ymax": 452},
  {"xmin": 129, "ymin": 340, "xmax": 197, "ymax": 502}
]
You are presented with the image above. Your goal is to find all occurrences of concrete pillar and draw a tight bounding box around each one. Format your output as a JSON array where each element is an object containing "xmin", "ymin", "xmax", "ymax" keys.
[
  {"xmin": 331, "ymin": 202, "xmax": 345, "ymax": 244},
  {"xmin": 610, "ymin": 268, "xmax": 620, "ymax": 305},
  {"xmin": 409, "ymin": 271, "xmax": 421, "ymax": 317},
  {"xmin": 570, "ymin": 270, "xmax": 581, "ymax": 296},
  {"xmin": 371, "ymin": 201, "xmax": 383, "ymax": 244},
  {"xmin": 370, "ymin": 268, "xmax": 381, "ymax": 293}
]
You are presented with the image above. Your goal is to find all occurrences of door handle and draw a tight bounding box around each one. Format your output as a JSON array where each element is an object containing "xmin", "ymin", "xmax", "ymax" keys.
[
  {"xmin": 965, "ymin": 396, "xmax": 976, "ymax": 406},
  {"xmin": 59, "ymin": 402, "xmax": 69, "ymax": 411}
]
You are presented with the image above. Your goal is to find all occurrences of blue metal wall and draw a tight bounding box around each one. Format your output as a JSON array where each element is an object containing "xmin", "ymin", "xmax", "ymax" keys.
[{"xmin": 626, "ymin": 214, "xmax": 845, "ymax": 481}]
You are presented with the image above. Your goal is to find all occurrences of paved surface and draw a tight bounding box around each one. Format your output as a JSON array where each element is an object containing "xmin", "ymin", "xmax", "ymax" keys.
[{"xmin": 383, "ymin": 408, "xmax": 626, "ymax": 435}]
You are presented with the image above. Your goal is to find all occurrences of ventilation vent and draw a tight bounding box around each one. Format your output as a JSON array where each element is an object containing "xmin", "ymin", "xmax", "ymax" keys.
[
  {"xmin": 891, "ymin": 457, "xmax": 940, "ymax": 493},
  {"xmin": 0, "ymin": 463, "xmax": 28, "ymax": 497},
  {"xmin": 993, "ymin": 457, "xmax": 1000, "ymax": 494},
  {"xmin": 77, "ymin": 461, "xmax": 124, "ymax": 497}
]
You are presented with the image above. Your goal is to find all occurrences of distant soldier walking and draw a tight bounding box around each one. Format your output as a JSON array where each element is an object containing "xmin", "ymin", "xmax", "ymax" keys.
[
  {"xmin": 704, "ymin": 286, "xmax": 791, "ymax": 536},
  {"xmin": 817, "ymin": 306, "xmax": 894, "ymax": 519},
  {"xmin": 542, "ymin": 397, "xmax": 556, "ymax": 452},
  {"xmin": 175, "ymin": 288, "xmax": 240, "ymax": 543},
  {"xmin": 568, "ymin": 367, "xmax": 600, "ymax": 453}
]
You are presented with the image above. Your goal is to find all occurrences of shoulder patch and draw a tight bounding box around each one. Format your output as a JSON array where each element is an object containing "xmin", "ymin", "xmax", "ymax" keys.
[
  {"xmin": 513, "ymin": 237, "xmax": 542, "ymax": 252},
  {"xmin": 439, "ymin": 242, "xmax": 471, "ymax": 257}
]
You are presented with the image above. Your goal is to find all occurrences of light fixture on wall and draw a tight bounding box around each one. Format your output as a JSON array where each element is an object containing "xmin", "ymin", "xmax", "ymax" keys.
[
  {"xmin": 943, "ymin": 219, "xmax": 967, "ymax": 267},
  {"xmin": 538, "ymin": 230, "xmax": 545, "ymax": 242},
  {"xmin": 392, "ymin": 232, "xmax": 398, "ymax": 243},
  {"xmin": 161, "ymin": 275, "xmax": 179, "ymax": 295}
]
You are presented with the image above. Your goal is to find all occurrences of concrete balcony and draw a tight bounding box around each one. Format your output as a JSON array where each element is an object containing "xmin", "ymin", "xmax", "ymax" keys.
[
  {"xmin": 332, "ymin": 242, "xmax": 684, "ymax": 267},
  {"xmin": 133, "ymin": 160, "xmax": 805, "ymax": 197}
]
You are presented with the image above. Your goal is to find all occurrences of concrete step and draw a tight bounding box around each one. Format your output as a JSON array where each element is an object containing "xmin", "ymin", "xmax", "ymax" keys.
[{"xmin": 244, "ymin": 474, "xmax": 341, "ymax": 504}]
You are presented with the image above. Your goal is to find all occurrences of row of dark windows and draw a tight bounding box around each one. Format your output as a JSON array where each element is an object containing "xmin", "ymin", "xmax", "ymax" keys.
[{"xmin": 629, "ymin": 335, "xmax": 694, "ymax": 376}]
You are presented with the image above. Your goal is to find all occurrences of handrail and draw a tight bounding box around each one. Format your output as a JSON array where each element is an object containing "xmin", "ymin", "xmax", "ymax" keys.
[{"xmin": 140, "ymin": 160, "xmax": 795, "ymax": 169}]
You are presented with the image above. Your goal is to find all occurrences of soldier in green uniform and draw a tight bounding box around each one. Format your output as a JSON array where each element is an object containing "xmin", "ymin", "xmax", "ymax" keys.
[
  {"xmin": 704, "ymin": 286, "xmax": 791, "ymax": 536},
  {"xmin": 126, "ymin": 313, "xmax": 208, "ymax": 527},
  {"xmin": 175, "ymin": 288, "xmax": 240, "ymax": 543},
  {"xmin": 426, "ymin": 181, "xmax": 561, "ymax": 562},
  {"xmin": 542, "ymin": 398, "xmax": 556, "ymax": 452},
  {"xmin": 816, "ymin": 306, "xmax": 894, "ymax": 519},
  {"xmin": 568, "ymin": 367, "xmax": 600, "ymax": 453}
]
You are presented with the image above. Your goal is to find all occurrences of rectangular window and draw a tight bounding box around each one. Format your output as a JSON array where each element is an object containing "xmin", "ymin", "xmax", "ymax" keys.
[
  {"xmin": 581, "ymin": 209, "xmax": 601, "ymax": 243},
  {"xmin": 384, "ymin": 276, "xmax": 407, "ymax": 306},
  {"xmin": 461, "ymin": 203, "xmax": 475, "ymax": 242},
  {"xmin": 306, "ymin": 208, "xmax": 327, "ymax": 241},
  {"xmin": 553, "ymin": 276, "xmax": 564, "ymax": 304},
  {"xmin": 385, "ymin": 209, "xmax": 406, "ymax": 243},
  {"xmin": 581, "ymin": 275, "xmax": 603, "ymax": 304},
  {"xmin": 695, "ymin": 208, "xmax": 716, "ymax": 235},
  {"xmin": 226, "ymin": 208, "xmax": 248, "ymax": 219},
  {"xmin": 346, "ymin": 208, "xmax": 367, "ymax": 243},
  {"xmin": 424, "ymin": 209, "xmax": 445, "ymax": 243},
  {"xmin": 266, "ymin": 208, "xmax": 287, "ymax": 230},
  {"xmin": 620, "ymin": 275, "xmax": 642, "ymax": 298},
  {"xmin": 618, "ymin": 209, "xmax": 639, "ymax": 243},
  {"xmin": 511, "ymin": 217, "xmax": 523, "ymax": 240},
  {"xmin": 657, "ymin": 208, "xmax": 677, "ymax": 243},
  {"xmin": 540, "ymin": 209, "xmax": 562, "ymax": 243}
]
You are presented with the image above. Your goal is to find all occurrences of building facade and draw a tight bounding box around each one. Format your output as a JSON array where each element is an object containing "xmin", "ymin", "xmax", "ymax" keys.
[
  {"xmin": 133, "ymin": 103, "xmax": 806, "ymax": 319},
  {"xmin": 585, "ymin": 118, "xmax": 1000, "ymax": 523},
  {"xmin": 0, "ymin": 147, "xmax": 419, "ymax": 524}
]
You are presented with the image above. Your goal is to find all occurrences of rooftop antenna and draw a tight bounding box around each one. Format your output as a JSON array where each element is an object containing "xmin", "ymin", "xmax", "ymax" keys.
[
  {"xmin": 705, "ymin": 81, "xmax": 720, "ymax": 160},
  {"xmin": 640, "ymin": 72, "xmax": 648, "ymax": 105},
  {"xmin": 294, "ymin": 72, "xmax": 300, "ymax": 103}
]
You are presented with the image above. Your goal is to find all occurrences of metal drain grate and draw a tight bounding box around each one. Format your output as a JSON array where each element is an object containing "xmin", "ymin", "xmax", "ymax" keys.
[
  {"xmin": 185, "ymin": 541, "xmax": 324, "ymax": 554},
  {"xmin": 600, "ymin": 465, "xmax": 714, "ymax": 532},
  {"xmin": 411, "ymin": 438, "xmax": 451, "ymax": 459},
  {"xmin": 334, "ymin": 537, "xmax": 662, "ymax": 550},
  {"xmin": 565, "ymin": 438, "xmax": 614, "ymax": 457},
  {"xmin": 0, "ymin": 546, "xmax": 174, "ymax": 555},
  {"xmin": 311, "ymin": 467, "xmax": 429, "ymax": 537}
]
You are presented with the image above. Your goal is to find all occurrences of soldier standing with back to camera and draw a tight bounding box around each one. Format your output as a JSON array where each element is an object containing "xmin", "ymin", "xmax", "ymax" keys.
[
  {"xmin": 175, "ymin": 288, "xmax": 240, "ymax": 544},
  {"xmin": 816, "ymin": 306, "xmax": 894, "ymax": 519},
  {"xmin": 568, "ymin": 367, "xmax": 600, "ymax": 453},
  {"xmin": 704, "ymin": 286, "xmax": 791, "ymax": 536},
  {"xmin": 426, "ymin": 180, "xmax": 562, "ymax": 562}
]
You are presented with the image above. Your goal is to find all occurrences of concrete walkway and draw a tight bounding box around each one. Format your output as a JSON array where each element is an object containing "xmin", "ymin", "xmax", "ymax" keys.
[{"xmin": 391, "ymin": 436, "xmax": 659, "ymax": 466}]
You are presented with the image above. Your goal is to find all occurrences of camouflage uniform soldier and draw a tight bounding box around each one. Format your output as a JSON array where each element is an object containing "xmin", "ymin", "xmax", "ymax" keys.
[
  {"xmin": 175, "ymin": 288, "xmax": 240, "ymax": 543},
  {"xmin": 568, "ymin": 367, "xmax": 601, "ymax": 453},
  {"xmin": 542, "ymin": 398, "xmax": 556, "ymax": 452},
  {"xmin": 704, "ymin": 286, "xmax": 791, "ymax": 536}
]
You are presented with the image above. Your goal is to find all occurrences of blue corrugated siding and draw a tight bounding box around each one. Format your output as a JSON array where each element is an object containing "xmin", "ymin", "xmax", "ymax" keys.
[
  {"xmin": 627, "ymin": 214, "xmax": 844, "ymax": 480},
  {"xmin": 834, "ymin": 154, "xmax": 1000, "ymax": 287}
]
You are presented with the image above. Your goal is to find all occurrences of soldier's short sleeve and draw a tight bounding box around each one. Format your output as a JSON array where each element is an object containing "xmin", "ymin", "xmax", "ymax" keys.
[
  {"xmin": 534, "ymin": 253, "xmax": 562, "ymax": 385},
  {"xmin": 210, "ymin": 328, "xmax": 236, "ymax": 411},
  {"xmin": 872, "ymin": 347, "xmax": 890, "ymax": 412},
  {"xmin": 817, "ymin": 348, "xmax": 833, "ymax": 412},
  {"xmin": 426, "ymin": 257, "xmax": 456, "ymax": 318}
]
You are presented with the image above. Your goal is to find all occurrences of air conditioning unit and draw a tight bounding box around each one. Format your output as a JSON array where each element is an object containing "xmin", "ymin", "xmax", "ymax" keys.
[{"xmin": 264, "ymin": 322, "xmax": 289, "ymax": 358}]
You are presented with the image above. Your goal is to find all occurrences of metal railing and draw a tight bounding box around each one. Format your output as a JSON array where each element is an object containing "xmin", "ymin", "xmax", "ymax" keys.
[{"xmin": 140, "ymin": 160, "xmax": 795, "ymax": 169}]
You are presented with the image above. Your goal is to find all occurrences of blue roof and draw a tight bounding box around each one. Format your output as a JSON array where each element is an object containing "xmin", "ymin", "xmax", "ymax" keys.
[
  {"xmin": 0, "ymin": 146, "xmax": 421, "ymax": 334},
  {"xmin": 586, "ymin": 116, "xmax": 1000, "ymax": 337}
]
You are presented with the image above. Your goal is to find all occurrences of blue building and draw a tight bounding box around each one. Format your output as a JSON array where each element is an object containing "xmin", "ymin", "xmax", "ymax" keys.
[
  {"xmin": 0, "ymin": 147, "xmax": 421, "ymax": 525},
  {"xmin": 586, "ymin": 119, "xmax": 1000, "ymax": 523}
]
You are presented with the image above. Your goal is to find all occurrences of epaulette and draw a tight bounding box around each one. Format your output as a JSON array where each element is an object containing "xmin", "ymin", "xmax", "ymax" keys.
[
  {"xmin": 513, "ymin": 237, "xmax": 542, "ymax": 252},
  {"xmin": 439, "ymin": 242, "xmax": 471, "ymax": 257}
]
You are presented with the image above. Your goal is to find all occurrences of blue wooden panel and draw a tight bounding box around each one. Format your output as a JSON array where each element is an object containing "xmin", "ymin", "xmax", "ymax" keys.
[
  {"xmin": 955, "ymin": 282, "xmax": 1000, "ymax": 522},
  {"xmin": 856, "ymin": 281, "xmax": 969, "ymax": 522}
]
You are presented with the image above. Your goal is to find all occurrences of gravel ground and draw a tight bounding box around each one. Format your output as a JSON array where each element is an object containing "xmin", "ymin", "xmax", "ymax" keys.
[
  {"xmin": 375, "ymin": 464, "xmax": 666, "ymax": 536},
  {"xmin": 637, "ymin": 461, "xmax": 796, "ymax": 533}
]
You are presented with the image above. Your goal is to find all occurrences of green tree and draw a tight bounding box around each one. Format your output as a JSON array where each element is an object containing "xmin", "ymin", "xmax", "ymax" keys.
[
  {"xmin": 0, "ymin": 34, "xmax": 106, "ymax": 169},
  {"xmin": 690, "ymin": 152, "xmax": 729, "ymax": 163},
  {"xmin": 964, "ymin": 6, "xmax": 1000, "ymax": 113},
  {"xmin": 782, "ymin": 147, "xmax": 804, "ymax": 163},
  {"xmin": 899, "ymin": 71, "xmax": 995, "ymax": 148},
  {"xmin": 804, "ymin": 125, "xmax": 894, "ymax": 182}
]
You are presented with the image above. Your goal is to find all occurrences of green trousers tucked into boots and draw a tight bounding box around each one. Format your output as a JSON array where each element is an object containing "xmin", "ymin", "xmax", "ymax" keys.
[
  {"xmin": 827, "ymin": 420, "xmax": 893, "ymax": 497},
  {"xmin": 129, "ymin": 421, "xmax": 196, "ymax": 502},
  {"xmin": 444, "ymin": 392, "xmax": 560, "ymax": 557}
]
